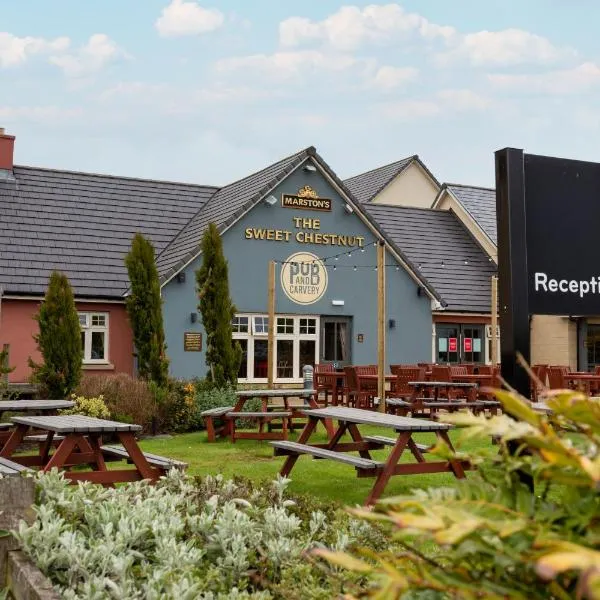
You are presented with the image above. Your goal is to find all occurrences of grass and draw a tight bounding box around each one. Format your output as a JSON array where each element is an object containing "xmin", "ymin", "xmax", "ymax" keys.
[{"xmin": 139, "ymin": 424, "xmax": 494, "ymax": 506}]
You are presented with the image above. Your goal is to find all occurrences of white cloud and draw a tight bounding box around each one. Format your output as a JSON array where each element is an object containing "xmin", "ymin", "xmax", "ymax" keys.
[
  {"xmin": 156, "ymin": 0, "xmax": 224, "ymax": 37},
  {"xmin": 49, "ymin": 34, "xmax": 127, "ymax": 78},
  {"xmin": 215, "ymin": 50, "xmax": 361, "ymax": 80},
  {"xmin": 489, "ymin": 62, "xmax": 600, "ymax": 94},
  {"xmin": 280, "ymin": 5, "xmax": 455, "ymax": 51},
  {"xmin": 0, "ymin": 32, "xmax": 69, "ymax": 67},
  {"xmin": 437, "ymin": 89, "xmax": 491, "ymax": 111},
  {"xmin": 371, "ymin": 65, "xmax": 418, "ymax": 90},
  {"xmin": 379, "ymin": 99, "xmax": 441, "ymax": 120},
  {"xmin": 0, "ymin": 105, "xmax": 84, "ymax": 123},
  {"xmin": 438, "ymin": 28, "xmax": 576, "ymax": 67}
]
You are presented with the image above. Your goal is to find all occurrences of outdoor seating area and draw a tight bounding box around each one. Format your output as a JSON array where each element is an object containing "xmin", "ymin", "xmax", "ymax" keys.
[{"xmin": 0, "ymin": 400, "xmax": 188, "ymax": 484}]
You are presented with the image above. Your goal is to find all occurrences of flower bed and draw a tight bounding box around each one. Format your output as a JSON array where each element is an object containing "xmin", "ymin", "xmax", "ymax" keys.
[{"xmin": 15, "ymin": 471, "xmax": 385, "ymax": 599}]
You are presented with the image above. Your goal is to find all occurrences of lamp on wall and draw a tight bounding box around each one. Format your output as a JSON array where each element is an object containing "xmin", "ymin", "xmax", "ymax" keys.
[
  {"xmin": 176, "ymin": 272, "xmax": 186, "ymax": 283},
  {"xmin": 344, "ymin": 203, "xmax": 354, "ymax": 214},
  {"xmin": 388, "ymin": 319, "xmax": 396, "ymax": 330},
  {"xmin": 190, "ymin": 312, "xmax": 197, "ymax": 323},
  {"xmin": 417, "ymin": 286, "xmax": 423, "ymax": 297},
  {"xmin": 264, "ymin": 195, "xmax": 278, "ymax": 206},
  {"xmin": 303, "ymin": 163, "xmax": 317, "ymax": 173}
]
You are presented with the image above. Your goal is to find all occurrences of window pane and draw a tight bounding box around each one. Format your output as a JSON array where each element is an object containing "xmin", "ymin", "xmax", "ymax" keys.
[
  {"xmin": 336, "ymin": 323, "xmax": 349, "ymax": 362},
  {"xmin": 232, "ymin": 316, "xmax": 249, "ymax": 334},
  {"xmin": 277, "ymin": 340, "xmax": 294, "ymax": 378},
  {"xmin": 277, "ymin": 317, "xmax": 294, "ymax": 334},
  {"xmin": 300, "ymin": 340, "xmax": 316, "ymax": 370},
  {"xmin": 91, "ymin": 331, "xmax": 105, "ymax": 360},
  {"xmin": 79, "ymin": 314, "xmax": 88, "ymax": 327},
  {"xmin": 237, "ymin": 339, "xmax": 248, "ymax": 378},
  {"xmin": 254, "ymin": 317, "xmax": 269, "ymax": 334},
  {"xmin": 91, "ymin": 314, "xmax": 106, "ymax": 327},
  {"xmin": 323, "ymin": 322, "xmax": 336, "ymax": 361},
  {"xmin": 81, "ymin": 332, "xmax": 86, "ymax": 357},
  {"xmin": 300, "ymin": 318, "xmax": 316, "ymax": 335},
  {"xmin": 253, "ymin": 339, "xmax": 268, "ymax": 378}
]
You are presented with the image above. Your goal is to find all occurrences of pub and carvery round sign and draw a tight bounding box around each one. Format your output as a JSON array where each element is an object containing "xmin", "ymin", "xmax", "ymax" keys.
[{"xmin": 280, "ymin": 252, "xmax": 328, "ymax": 305}]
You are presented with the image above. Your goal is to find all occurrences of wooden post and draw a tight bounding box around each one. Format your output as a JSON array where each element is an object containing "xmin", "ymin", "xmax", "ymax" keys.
[
  {"xmin": 491, "ymin": 276, "xmax": 499, "ymax": 365},
  {"xmin": 267, "ymin": 261, "xmax": 276, "ymax": 389},
  {"xmin": 377, "ymin": 242, "xmax": 386, "ymax": 412}
]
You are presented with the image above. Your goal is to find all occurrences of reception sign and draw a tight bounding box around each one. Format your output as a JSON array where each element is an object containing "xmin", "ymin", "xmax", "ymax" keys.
[{"xmin": 496, "ymin": 148, "xmax": 600, "ymax": 394}]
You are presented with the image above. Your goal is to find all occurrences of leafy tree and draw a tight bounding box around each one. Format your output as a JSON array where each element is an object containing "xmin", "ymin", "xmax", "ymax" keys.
[
  {"xmin": 196, "ymin": 222, "xmax": 241, "ymax": 387},
  {"xmin": 0, "ymin": 345, "xmax": 15, "ymax": 400},
  {"xmin": 125, "ymin": 233, "xmax": 169, "ymax": 387},
  {"xmin": 317, "ymin": 389, "xmax": 600, "ymax": 599},
  {"xmin": 29, "ymin": 271, "xmax": 82, "ymax": 399}
]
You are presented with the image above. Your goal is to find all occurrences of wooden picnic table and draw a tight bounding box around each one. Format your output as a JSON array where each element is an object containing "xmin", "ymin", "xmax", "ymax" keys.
[
  {"xmin": 231, "ymin": 389, "xmax": 333, "ymax": 441},
  {"xmin": 409, "ymin": 380, "xmax": 478, "ymax": 402},
  {"xmin": 566, "ymin": 372, "xmax": 600, "ymax": 393},
  {"xmin": 0, "ymin": 399, "xmax": 75, "ymax": 446},
  {"xmin": 0, "ymin": 415, "xmax": 167, "ymax": 485},
  {"xmin": 316, "ymin": 371, "xmax": 346, "ymax": 405},
  {"xmin": 271, "ymin": 406, "xmax": 471, "ymax": 506}
]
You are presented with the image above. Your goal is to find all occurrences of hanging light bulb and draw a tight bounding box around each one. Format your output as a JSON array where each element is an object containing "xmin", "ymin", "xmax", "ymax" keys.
[
  {"xmin": 360, "ymin": 247, "xmax": 365, "ymax": 253},
  {"xmin": 333, "ymin": 265, "xmax": 337, "ymax": 271},
  {"xmin": 441, "ymin": 260, "xmax": 445, "ymax": 267},
  {"xmin": 396, "ymin": 266, "xmax": 400, "ymax": 271},
  {"xmin": 347, "ymin": 252, "xmax": 352, "ymax": 257},
  {"xmin": 353, "ymin": 266, "xmax": 357, "ymax": 271},
  {"xmin": 335, "ymin": 256, "xmax": 339, "ymax": 261}
]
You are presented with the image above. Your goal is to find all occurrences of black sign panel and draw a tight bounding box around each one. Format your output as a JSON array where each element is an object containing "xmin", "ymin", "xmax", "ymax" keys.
[
  {"xmin": 525, "ymin": 154, "xmax": 600, "ymax": 315},
  {"xmin": 281, "ymin": 194, "xmax": 332, "ymax": 211}
]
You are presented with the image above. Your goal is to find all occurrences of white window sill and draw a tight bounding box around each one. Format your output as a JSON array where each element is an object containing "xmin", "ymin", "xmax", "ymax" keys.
[{"xmin": 83, "ymin": 363, "xmax": 115, "ymax": 371}]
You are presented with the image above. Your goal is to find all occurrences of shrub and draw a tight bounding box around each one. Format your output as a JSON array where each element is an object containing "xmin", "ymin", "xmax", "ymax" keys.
[
  {"xmin": 317, "ymin": 388, "xmax": 600, "ymax": 600},
  {"xmin": 29, "ymin": 271, "xmax": 82, "ymax": 399},
  {"xmin": 61, "ymin": 394, "xmax": 110, "ymax": 419},
  {"xmin": 75, "ymin": 374, "xmax": 158, "ymax": 433},
  {"xmin": 15, "ymin": 471, "xmax": 381, "ymax": 599},
  {"xmin": 153, "ymin": 379, "xmax": 198, "ymax": 433}
]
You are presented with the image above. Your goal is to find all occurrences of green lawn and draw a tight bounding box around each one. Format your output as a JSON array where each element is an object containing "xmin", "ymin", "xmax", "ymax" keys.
[{"xmin": 139, "ymin": 425, "xmax": 493, "ymax": 506}]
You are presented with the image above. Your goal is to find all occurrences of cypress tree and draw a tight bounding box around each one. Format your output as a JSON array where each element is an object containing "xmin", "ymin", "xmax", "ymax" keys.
[
  {"xmin": 0, "ymin": 346, "xmax": 15, "ymax": 400},
  {"xmin": 125, "ymin": 233, "xmax": 169, "ymax": 387},
  {"xmin": 196, "ymin": 222, "xmax": 241, "ymax": 387},
  {"xmin": 29, "ymin": 271, "xmax": 83, "ymax": 399}
]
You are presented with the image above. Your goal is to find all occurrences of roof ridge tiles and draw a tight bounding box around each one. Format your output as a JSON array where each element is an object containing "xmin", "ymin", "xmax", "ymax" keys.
[{"xmin": 344, "ymin": 155, "xmax": 417, "ymax": 182}]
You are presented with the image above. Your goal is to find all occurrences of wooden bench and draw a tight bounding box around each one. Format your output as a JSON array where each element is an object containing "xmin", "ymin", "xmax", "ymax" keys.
[
  {"xmin": 272, "ymin": 441, "xmax": 379, "ymax": 470},
  {"xmin": 101, "ymin": 445, "xmax": 187, "ymax": 471},
  {"xmin": 0, "ymin": 423, "xmax": 12, "ymax": 431},
  {"xmin": 387, "ymin": 398, "xmax": 487, "ymax": 416},
  {"xmin": 201, "ymin": 406, "xmax": 234, "ymax": 442},
  {"xmin": 227, "ymin": 411, "xmax": 292, "ymax": 442},
  {"xmin": 0, "ymin": 457, "xmax": 32, "ymax": 476},
  {"xmin": 363, "ymin": 435, "xmax": 430, "ymax": 453}
]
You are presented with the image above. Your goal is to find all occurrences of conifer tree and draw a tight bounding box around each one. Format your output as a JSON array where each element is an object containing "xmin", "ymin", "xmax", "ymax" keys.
[
  {"xmin": 125, "ymin": 233, "xmax": 169, "ymax": 387},
  {"xmin": 0, "ymin": 346, "xmax": 15, "ymax": 400},
  {"xmin": 29, "ymin": 271, "xmax": 82, "ymax": 398},
  {"xmin": 196, "ymin": 223, "xmax": 241, "ymax": 387}
]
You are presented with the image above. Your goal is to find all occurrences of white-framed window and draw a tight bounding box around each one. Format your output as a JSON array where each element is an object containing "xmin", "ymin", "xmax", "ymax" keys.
[
  {"xmin": 79, "ymin": 312, "xmax": 109, "ymax": 364},
  {"xmin": 233, "ymin": 314, "xmax": 319, "ymax": 383}
]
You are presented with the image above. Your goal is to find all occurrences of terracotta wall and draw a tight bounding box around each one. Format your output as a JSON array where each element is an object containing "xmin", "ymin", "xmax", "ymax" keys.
[{"xmin": 0, "ymin": 298, "xmax": 134, "ymax": 383}]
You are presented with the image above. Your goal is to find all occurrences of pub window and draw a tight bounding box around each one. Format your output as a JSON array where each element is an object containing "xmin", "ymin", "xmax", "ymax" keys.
[
  {"xmin": 79, "ymin": 312, "xmax": 109, "ymax": 363},
  {"xmin": 233, "ymin": 314, "xmax": 319, "ymax": 382}
]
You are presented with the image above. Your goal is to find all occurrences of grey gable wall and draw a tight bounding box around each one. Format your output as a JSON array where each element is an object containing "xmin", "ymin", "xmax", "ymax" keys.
[{"xmin": 162, "ymin": 164, "xmax": 432, "ymax": 379}]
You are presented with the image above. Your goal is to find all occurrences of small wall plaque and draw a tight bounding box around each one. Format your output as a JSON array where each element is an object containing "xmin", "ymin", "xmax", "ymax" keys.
[
  {"xmin": 357, "ymin": 334, "xmax": 364, "ymax": 343},
  {"xmin": 184, "ymin": 332, "xmax": 202, "ymax": 352}
]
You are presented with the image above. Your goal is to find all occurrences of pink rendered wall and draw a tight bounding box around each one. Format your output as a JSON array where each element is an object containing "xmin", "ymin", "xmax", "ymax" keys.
[{"xmin": 0, "ymin": 299, "xmax": 134, "ymax": 383}]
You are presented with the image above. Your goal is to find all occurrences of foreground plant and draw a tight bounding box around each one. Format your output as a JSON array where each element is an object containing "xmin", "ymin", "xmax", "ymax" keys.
[
  {"xmin": 317, "ymin": 389, "xmax": 600, "ymax": 599},
  {"xmin": 15, "ymin": 471, "xmax": 382, "ymax": 599}
]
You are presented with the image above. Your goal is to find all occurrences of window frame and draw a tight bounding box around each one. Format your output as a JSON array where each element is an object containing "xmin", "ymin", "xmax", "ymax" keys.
[
  {"xmin": 79, "ymin": 312, "xmax": 109, "ymax": 364},
  {"xmin": 233, "ymin": 313, "xmax": 319, "ymax": 383}
]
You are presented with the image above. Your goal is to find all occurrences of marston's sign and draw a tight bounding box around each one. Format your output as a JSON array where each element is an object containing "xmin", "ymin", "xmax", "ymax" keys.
[
  {"xmin": 280, "ymin": 251, "xmax": 328, "ymax": 305},
  {"xmin": 282, "ymin": 185, "xmax": 332, "ymax": 212}
]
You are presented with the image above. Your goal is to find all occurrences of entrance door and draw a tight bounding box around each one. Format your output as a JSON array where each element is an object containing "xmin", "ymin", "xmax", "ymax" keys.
[
  {"xmin": 436, "ymin": 324, "xmax": 485, "ymax": 364},
  {"xmin": 321, "ymin": 317, "xmax": 352, "ymax": 367}
]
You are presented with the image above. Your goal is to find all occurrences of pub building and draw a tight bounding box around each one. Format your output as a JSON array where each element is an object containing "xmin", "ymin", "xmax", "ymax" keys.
[{"xmin": 0, "ymin": 126, "xmax": 532, "ymax": 387}]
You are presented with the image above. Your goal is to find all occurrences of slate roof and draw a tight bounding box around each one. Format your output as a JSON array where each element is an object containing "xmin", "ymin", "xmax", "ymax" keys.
[
  {"xmin": 0, "ymin": 166, "xmax": 217, "ymax": 297},
  {"xmin": 156, "ymin": 147, "xmax": 311, "ymax": 282},
  {"xmin": 446, "ymin": 184, "xmax": 497, "ymax": 246},
  {"xmin": 343, "ymin": 156, "xmax": 415, "ymax": 203},
  {"xmin": 365, "ymin": 204, "xmax": 497, "ymax": 312}
]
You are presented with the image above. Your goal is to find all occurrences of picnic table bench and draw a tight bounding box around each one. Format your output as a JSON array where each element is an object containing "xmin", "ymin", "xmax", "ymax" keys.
[
  {"xmin": 0, "ymin": 415, "xmax": 185, "ymax": 485},
  {"xmin": 272, "ymin": 406, "xmax": 471, "ymax": 506},
  {"xmin": 387, "ymin": 398, "xmax": 500, "ymax": 417},
  {"xmin": 0, "ymin": 456, "xmax": 32, "ymax": 477}
]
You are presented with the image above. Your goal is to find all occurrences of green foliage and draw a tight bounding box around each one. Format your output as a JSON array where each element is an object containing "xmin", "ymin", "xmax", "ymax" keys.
[
  {"xmin": 196, "ymin": 222, "xmax": 241, "ymax": 388},
  {"xmin": 153, "ymin": 379, "xmax": 198, "ymax": 433},
  {"xmin": 76, "ymin": 374, "xmax": 159, "ymax": 433},
  {"xmin": 125, "ymin": 233, "xmax": 169, "ymax": 387},
  {"xmin": 0, "ymin": 346, "xmax": 16, "ymax": 400},
  {"xmin": 317, "ymin": 389, "xmax": 600, "ymax": 599},
  {"xmin": 61, "ymin": 394, "xmax": 110, "ymax": 419},
  {"xmin": 29, "ymin": 271, "xmax": 82, "ymax": 399},
  {"xmin": 16, "ymin": 471, "xmax": 382, "ymax": 599}
]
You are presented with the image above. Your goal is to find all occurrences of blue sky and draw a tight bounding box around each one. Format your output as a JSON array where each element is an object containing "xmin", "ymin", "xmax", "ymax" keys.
[{"xmin": 2, "ymin": 1, "xmax": 600, "ymax": 187}]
